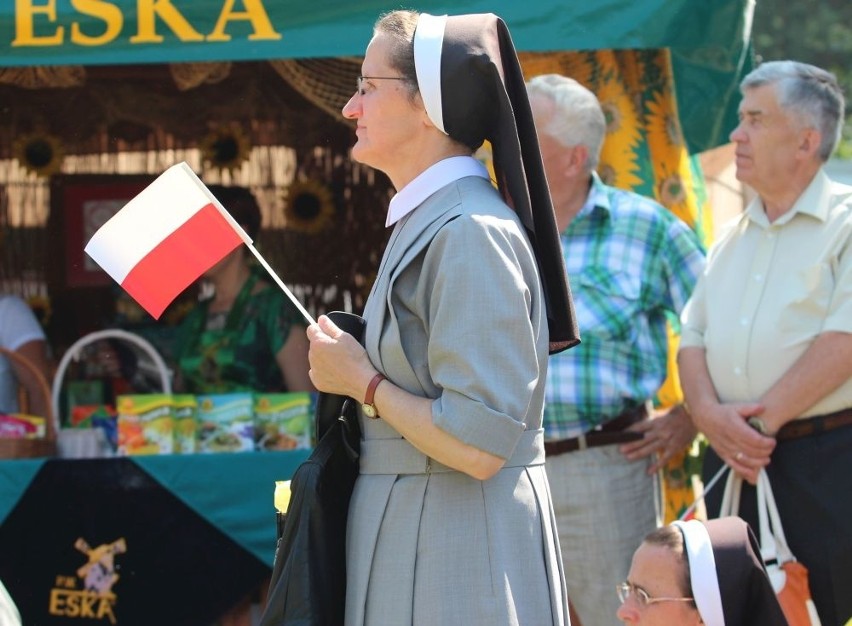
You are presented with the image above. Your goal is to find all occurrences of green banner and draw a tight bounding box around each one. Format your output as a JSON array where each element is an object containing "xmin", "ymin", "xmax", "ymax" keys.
[
  {"xmin": 0, "ymin": 0, "xmax": 754, "ymax": 152},
  {"xmin": 3, "ymin": 0, "xmax": 749, "ymax": 66}
]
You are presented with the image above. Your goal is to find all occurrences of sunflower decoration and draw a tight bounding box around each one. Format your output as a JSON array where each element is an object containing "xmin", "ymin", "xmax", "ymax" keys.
[
  {"xmin": 645, "ymin": 89, "xmax": 684, "ymax": 156},
  {"xmin": 596, "ymin": 72, "xmax": 644, "ymax": 192},
  {"xmin": 656, "ymin": 160, "xmax": 711, "ymax": 243},
  {"xmin": 656, "ymin": 166, "xmax": 689, "ymax": 217},
  {"xmin": 199, "ymin": 125, "xmax": 251, "ymax": 173},
  {"xmin": 283, "ymin": 179, "xmax": 335, "ymax": 235},
  {"xmin": 12, "ymin": 131, "xmax": 64, "ymax": 178},
  {"xmin": 557, "ymin": 51, "xmax": 595, "ymax": 92}
]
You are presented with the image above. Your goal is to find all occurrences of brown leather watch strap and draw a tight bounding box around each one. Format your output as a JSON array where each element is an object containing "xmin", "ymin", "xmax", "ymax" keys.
[{"xmin": 364, "ymin": 373, "xmax": 387, "ymax": 406}]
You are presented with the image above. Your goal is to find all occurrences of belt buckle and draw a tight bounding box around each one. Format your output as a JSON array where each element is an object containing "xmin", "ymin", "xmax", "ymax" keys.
[{"xmin": 577, "ymin": 433, "xmax": 587, "ymax": 451}]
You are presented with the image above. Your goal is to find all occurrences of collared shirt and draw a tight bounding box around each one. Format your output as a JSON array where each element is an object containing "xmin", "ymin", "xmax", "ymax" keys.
[
  {"xmin": 544, "ymin": 173, "xmax": 706, "ymax": 439},
  {"xmin": 681, "ymin": 168, "xmax": 852, "ymax": 417},
  {"xmin": 386, "ymin": 156, "xmax": 491, "ymax": 227}
]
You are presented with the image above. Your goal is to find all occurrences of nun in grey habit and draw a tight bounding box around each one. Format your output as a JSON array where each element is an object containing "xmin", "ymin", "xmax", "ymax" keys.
[
  {"xmin": 306, "ymin": 9, "xmax": 579, "ymax": 626},
  {"xmin": 618, "ymin": 517, "xmax": 788, "ymax": 626}
]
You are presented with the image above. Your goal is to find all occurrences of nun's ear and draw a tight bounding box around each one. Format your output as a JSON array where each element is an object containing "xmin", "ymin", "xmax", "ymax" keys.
[{"xmin": 415, "ymin": 96, "xmax": 439, "ymax": 129}]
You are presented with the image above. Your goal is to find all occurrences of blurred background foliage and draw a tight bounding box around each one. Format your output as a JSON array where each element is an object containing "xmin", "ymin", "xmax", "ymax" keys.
[{"xmin": 751, "ymin": 0, "xmax": 852, "ymax": 158}]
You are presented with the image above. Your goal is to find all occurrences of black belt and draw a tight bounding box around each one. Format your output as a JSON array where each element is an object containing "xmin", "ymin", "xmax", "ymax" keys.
[
  {"xmin": 776, "ymin": 406, "xmax": 852, "ymax": 441},
  {"xmin": 544, "ymin": 403, "xmax": 647, "ymax": 456}
]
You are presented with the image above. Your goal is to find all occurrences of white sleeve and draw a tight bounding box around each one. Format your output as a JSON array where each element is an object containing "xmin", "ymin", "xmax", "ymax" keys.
[{"xmin": 0, "ymin": 295, "xmax": 45, "ymax": 351}]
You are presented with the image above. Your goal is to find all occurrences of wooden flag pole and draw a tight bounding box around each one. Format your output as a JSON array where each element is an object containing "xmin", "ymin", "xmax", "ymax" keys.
[{"xmin": 246, "ymin": 243, "xmax": 316, "ymax": 326}]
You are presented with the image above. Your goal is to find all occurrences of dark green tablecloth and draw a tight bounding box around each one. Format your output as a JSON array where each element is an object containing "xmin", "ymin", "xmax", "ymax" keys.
[{"xmin": 0, "ymin": 450, "xmax": 309, "ymax": 625}]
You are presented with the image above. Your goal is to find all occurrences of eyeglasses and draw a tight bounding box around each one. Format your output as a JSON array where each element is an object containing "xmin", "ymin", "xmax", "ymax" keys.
[
  {"xmin": 616, "ymin": 581, "xmax": 695, "ymax": 608},
  {"xmin": 357, "ymin": 75, "xmax": 408, "ymax": 95}
]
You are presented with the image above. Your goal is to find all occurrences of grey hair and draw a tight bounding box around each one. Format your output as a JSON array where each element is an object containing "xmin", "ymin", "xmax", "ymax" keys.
[
  {"xmin": 373, "ymin": 10, "xmax": 421, "ymax": 103},
  {"xmin": 526, "ymin": 74, "xmax": 606, "ymax": 171},
  {"xmin": 741, "ymin": 60, "xmax": 845, "ymax": 161}
]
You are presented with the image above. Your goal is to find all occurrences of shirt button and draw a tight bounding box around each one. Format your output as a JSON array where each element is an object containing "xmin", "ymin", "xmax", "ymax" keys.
[
  {"xmin": 754, "ymin": 274, "xmax": 763, "ymax": 282},
  {"xmin": 734, "ymin": 367, "xmax": 743, "ymax": 375},
  {"xmin": 740, "ymin": 317, "xmax": 749, "ymax": 326}
]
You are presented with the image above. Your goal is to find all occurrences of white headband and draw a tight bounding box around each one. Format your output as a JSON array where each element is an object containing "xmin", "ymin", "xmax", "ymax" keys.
[
  {"xmin": 673, "ymin": 520, "xmax": 726, "ymax": 626},
  {"xmin": 413, "ymin": 13, "xmax": 448, "ymax": 135}
]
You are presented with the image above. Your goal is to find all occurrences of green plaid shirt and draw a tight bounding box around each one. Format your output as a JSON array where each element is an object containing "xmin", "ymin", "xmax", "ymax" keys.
[{"xmin": 544, "ymin": 174, "xmax": 705, "ymax": 439}]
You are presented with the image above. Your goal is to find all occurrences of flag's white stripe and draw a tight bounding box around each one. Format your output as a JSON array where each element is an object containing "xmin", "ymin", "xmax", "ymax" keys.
[
  {"xmin": 85, "ymin": 163, "xmax": 220, "ymax": 283},
  {"xmin": 414, "ymin": 13, "xmax": 448, "ymax": 135}
]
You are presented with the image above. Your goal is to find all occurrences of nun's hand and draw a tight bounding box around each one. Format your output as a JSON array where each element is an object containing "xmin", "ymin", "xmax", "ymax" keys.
[
  {"xmin": 620, "ymin": 405, "xmax": 697, "ymax": 474},
  {"xmin": 307, "ymin": 315, "xmax": 375, "ymax": 399}
]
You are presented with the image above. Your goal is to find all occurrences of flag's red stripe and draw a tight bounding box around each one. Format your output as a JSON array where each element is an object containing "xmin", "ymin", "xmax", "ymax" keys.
[{"xmin": 121, "ymin": 203, "xmax": 243, "ymax": 319}]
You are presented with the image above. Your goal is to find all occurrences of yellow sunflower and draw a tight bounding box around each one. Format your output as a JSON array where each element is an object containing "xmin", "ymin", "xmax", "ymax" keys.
[
  {"xmin": 559, "ymin": 52, "xmax": 595, "ymax": 92},
  {"xmin": 199, "ymin": 125, "xmax": 251, "ymax": 173},
  {"xmin": 596, "ymin": 75, "xmax": 643, "ymax": 191},
  {"xmin": 645, "ymin": 89, "xmax": 684, "ymax": 154},
  {"xmin": 520, "ymin": 51, "xmax": 595, "ymax": 91},
  {"xmin": 13, "ymin": 131, "xmax": 64, "ymax": 177},
  {"xmin": 654, "ymin": 161, "xmax": 697, "ymax": 227},
  {"xmin": 284, "ymin": 179, "xmax": 335, "ymax": 235}
]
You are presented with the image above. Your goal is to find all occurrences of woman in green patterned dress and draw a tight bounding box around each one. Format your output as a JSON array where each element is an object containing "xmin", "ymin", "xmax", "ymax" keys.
[{"xmin": 173, "ymin": 184, "xmax": 313, "ymax": 396}]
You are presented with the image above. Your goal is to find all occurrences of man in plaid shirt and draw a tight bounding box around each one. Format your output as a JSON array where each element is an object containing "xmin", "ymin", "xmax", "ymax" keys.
[{"xmin": 528, "ymin": 74, "xmax": 706, "ymax": 626}]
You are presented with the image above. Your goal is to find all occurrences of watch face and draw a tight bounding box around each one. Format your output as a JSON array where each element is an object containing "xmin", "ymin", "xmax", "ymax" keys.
[{"xmin": 362, "ymin": 403, "xmax": 377, "ymax": 418}]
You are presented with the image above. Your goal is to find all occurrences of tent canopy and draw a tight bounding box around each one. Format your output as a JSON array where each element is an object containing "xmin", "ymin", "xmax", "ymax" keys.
[
  {"xmin": 4, "ymin": 0, "xmax": 749, "ymax": 66},
  {"xmin": 1, "ymin": 0, "xmax": 753, "ymax": 151}
]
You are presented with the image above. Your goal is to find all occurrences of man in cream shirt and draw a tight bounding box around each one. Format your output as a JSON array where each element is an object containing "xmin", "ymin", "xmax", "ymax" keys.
[{"xmin": 679, "ymin": 60, "xmax": 852, "ymax": 626}]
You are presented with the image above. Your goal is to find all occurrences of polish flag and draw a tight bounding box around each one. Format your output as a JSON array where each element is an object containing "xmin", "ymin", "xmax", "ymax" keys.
[{"xmin": 85, "ymin": 162, "xmax": 250, "ymax": 319}]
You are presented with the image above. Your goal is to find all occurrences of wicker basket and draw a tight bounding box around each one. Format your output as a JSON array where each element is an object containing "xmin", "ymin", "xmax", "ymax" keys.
[
  {"xmin": 0, "ymin": 347, "xmax": 57, "ymax": 459},
  {"xmin": 51, "ymin": 329, "xmax": 172, "ymax": 459}
]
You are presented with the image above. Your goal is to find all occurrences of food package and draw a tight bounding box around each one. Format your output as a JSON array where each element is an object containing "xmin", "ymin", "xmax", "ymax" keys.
[
  {"xmin": 70, "ymin": 404, "xmax": 114, "ymax": 428},
  {"xmin": 172, "ymin": 394, "xmax": 197, "ymax": 454},
  {"xmin": 253, "ymin": 392, "xmax": 312, "ymax": 451},
  {"xmin": 196, "ymin": 393, "xmax": 254, "ymax": 453},
  {"xmin": 70, "ymin": 404, "xmax": 118, "ymax": 452},
  {"xmin": 116, "ymin": 394, "xmax": 174, "ymax": 455},
  {"xmin": 0, "ymin": 413, "xmax": 46, "ymax": 439}
]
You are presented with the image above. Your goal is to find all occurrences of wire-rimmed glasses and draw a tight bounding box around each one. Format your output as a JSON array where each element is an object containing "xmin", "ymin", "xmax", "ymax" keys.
[
  {"xmin": 357, "ymin": 75, "xmax": 408, "ymax": 95},
  {"xmin": 616, "ymin": 581, "xmax": 695, "ymax": 608}
]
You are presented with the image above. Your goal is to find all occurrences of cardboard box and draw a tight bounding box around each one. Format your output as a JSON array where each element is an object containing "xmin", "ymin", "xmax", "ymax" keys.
[
  {"xmin": 116, "ymin": 394, "xmax": 174, "ymax": 455},
  {"xmin": 196, "ymin": 393, "xmax": 254, "ymax": 453},
  {"xmin": 0, "ymin": 413, "xmax": 46, "ymax": 439},
  {"xmin": 253, "ymin": 392, "xmax": 312, "ymax": 451},
  {"xmin": 172, "ymin": 394, "xmax": 198, "ymax": 454}
]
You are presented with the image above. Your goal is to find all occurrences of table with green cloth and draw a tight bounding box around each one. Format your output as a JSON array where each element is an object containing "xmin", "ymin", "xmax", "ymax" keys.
[{"xmin": 0, "ymin": 450, "xmax": 309, "ymax": 625}]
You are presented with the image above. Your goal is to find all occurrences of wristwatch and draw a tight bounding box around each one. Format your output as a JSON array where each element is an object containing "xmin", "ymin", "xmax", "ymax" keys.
[{"xmin": 361, "ymin": 373, "xmax": 387, "ymax": 419}]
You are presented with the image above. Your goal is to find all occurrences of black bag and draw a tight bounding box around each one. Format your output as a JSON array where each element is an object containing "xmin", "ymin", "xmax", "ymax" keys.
[{"xmin": 260, "ymin": 312, "xmax": 365, "ymax": 626}]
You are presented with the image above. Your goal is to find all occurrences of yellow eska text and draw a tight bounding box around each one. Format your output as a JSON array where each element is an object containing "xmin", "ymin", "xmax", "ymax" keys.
[
  {"xmin": 49, "ymin": 589, "xmax": 118, "ymax": 624},
  {"xmin": 13, "ymin": 0, "xmax": 282, "ymax": 47}
]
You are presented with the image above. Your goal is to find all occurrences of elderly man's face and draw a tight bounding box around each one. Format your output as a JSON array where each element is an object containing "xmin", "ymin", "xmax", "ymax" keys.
[
  {"xmin": 529, "ymin": 94, "xmax": 580, "ymax": 198},
  {"xmin": 729, "ymin": 84, "xmax": 805, "ymax": 195}
]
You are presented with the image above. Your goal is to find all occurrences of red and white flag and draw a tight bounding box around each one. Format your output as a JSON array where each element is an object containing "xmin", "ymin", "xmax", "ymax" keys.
[{"xmin": 85, "ymin": 162, "xmax": 250, "ymax": 319}]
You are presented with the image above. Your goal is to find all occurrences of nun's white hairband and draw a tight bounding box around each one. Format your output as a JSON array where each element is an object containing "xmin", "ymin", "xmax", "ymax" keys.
[
  {"xmin": 673, "ymin": 520, "xmax": 726, "ymax": 626},
  {"xmin": 413, "ymin": 13, "xmax": 449, "ymax": 135}
]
